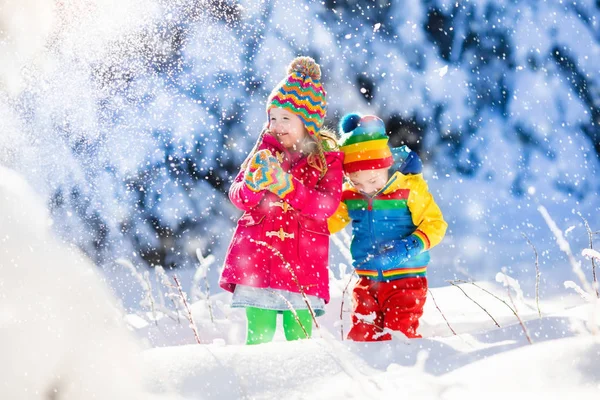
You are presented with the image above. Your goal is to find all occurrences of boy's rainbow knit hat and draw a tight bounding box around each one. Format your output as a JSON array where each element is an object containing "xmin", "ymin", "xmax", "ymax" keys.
[
  {"xmin": 338, "ymin": 113, "xmax": 393, "ymax": 173},
  {"xmin": 267, "ymin": 56, "xmax": 327, "ymax": 139}
]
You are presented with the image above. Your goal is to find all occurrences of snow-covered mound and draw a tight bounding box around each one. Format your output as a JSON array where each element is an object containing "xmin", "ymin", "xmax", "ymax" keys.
[
  {"xmin": 0, "ymin": 166, "xmax": 171, "ymax": 399},
  {"xmin": 443, "ymin": 335, "xmax": 600, "ymax": 399},
  {"xmin": 142, "ymin": 333, "xmax": 600, "ymax": 400}
]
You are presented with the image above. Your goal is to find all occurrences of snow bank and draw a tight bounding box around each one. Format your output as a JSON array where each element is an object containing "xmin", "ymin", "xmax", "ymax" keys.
[
  {"xmin": 443, "ymin": 335, "xmax": 600, "ymax": 399},
  {"xmin": 0, "ymin": 166, "xmax": 173, "ymax": 399}
]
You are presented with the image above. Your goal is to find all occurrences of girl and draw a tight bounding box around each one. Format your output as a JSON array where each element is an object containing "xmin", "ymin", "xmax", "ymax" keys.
[{"xmin": 219, "ymin": 57, "xmax": 344, "ymax": 344}]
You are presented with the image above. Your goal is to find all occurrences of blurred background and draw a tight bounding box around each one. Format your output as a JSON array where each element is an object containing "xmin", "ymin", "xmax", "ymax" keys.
[{"xmin": 1, "ymin": 0, "xmax": 599, "ymax": 309}]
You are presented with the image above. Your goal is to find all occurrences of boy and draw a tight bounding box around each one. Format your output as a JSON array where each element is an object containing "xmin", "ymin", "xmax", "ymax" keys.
[{"xmin": 328, "ymin": 113, "xmax": 447, "ymax": 340}]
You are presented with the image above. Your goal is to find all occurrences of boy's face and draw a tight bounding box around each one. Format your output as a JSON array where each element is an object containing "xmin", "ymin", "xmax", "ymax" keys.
[
  {"xmin": 268, "ymin": 107, "xmax": 307, "ymax": 150},
  {"xmin": 348, "ymin": 167, "xmax": 390, "ymax": 196}
]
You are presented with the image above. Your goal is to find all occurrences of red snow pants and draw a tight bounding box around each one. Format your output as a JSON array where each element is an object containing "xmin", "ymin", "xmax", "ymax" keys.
[{"xmin": 347, "ymin": 276, "xmax": 427, "ymax": 341}]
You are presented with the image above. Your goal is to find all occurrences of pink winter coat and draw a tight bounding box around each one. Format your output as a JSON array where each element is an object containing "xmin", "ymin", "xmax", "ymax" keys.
[{"xmin": 220, "ymin": 133, "xmax": 344, "ymax": 303}]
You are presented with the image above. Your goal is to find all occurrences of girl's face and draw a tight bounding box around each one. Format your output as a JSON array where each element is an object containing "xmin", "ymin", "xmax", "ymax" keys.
[
  {"xmin": 268, "ymin": 107, "xmax": 307, "ymax": 150},
  {"xmin": 348, "ymin": 168, "xmax": 390, "ymax": 196}
]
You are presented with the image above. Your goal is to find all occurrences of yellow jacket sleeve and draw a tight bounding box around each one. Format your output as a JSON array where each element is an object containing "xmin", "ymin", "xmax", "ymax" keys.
[
  {"xmin": 403, "ymin": 174, "xmax": 447, "ymax": 249},
  {"xmin": 328, "ymin": 201, "xmax": 351, "ymax": 234}
]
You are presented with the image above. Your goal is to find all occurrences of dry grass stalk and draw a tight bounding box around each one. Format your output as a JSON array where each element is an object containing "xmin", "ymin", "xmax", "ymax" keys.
[
  {"xmin": 521, "ymin": 232, "xmax": 542, "ymax": 317},
  {"xmin": 117, "ymin": 258, "xmax": 159, "ymax": 325},
  {"xmin": 428, "ymin": 289, "xmax": 457, "ymax": 335},
  {"xmin": 452, "ymin": 279, "xmax": 517, "ymax": 315},
  {"xmin": 173, "ymin": 275, "xmax": 201, "ymax": 344},
  {"xmin": 269, "ymin": 290, "xmax": 309, "ymax": 339},
  {"xmin": 580, "ymin": 215, "xmax": 599, "ymax": 298},
  {"xmin": 251, "ymin": 239, "xmax": 320, "ymax": 329},
  {"xmin": 447, "ymin": 280, "xmax": 501, "ymax": 328},
  {"xmin": 155, "ymin": 265, "xmax": 181, "ymax": 323},
  {"xmin": 501, "ymin": 273, "xmax": 533, "ymax": 344},
  {"xmin": 339, "ymin": 271, "xmax": 356, "ymax": 340},
  {"xmin": 539, "ymin": 206, "xmax": 598, "ymax": 334},
  {"xmin": 539, "ymin": 206, "xmax": 596, "ymax": 297},
  {"xmin": 195, "ymin": 249, "xmax": 215, "ymax": 323}
]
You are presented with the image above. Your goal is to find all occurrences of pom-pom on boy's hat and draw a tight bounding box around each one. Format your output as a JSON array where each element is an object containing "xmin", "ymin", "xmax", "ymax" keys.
[
  {"xmin": 338, "ymin": 113, "xmax": 393, "ymax": 173},
  {"xmin": 267, "ymin": 56, "xmax": 327, "ymax": 139}
]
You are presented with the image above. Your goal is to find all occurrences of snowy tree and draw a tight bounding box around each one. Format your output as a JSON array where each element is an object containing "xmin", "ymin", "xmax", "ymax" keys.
[{"xmin": 0, "ymin": 0, "xmax": 598, "ymax": 288}]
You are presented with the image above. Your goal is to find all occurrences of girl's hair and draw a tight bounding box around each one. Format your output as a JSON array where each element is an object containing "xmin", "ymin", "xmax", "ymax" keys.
[
  {"xmin": 304, "ymin": 126, "xmax": 338, "ymax": 180},
  {"xmin": 241, "ymin": 125, "xmax": 338, "ymax": 180}
]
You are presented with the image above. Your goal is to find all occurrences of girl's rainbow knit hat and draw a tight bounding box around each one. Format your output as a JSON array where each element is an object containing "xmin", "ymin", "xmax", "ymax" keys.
[
  {"xmin": 267, "ymin": 56, "xmax": 327, "ymax": 139},
  {"xmin": 338, "ymin": 113, "xmax": 393, "ymax": 173}
]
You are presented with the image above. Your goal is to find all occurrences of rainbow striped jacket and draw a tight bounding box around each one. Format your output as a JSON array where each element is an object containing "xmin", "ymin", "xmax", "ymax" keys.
[{"xmin": 328, "ymin": 150, "xmax": 447, "ymax": 282}]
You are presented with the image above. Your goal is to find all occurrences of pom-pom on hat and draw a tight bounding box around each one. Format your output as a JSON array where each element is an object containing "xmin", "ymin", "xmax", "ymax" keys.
[
  {"xmin": 267, "ymin": 56, "xmax": 327, "ymax": 139},
  {"xmin": 338, "ymin": 113, "xmax": 393, "ymax": 173}
]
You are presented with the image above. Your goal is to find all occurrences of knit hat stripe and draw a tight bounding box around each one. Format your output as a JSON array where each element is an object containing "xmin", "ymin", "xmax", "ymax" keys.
[
  {"xmin": 340, "ymin": 131, "xmax": 387, "ymax": 147},
  {"xmin": 344, "ymin": 147, "xmax": 393, "ymax": 164},
  {"xmin": 269, "ymin": 98, "xmax": 325, "ymax": 123},
  {"xmin": 275, "ymin": 85, "xmax": 324, "ymax": 106},
  {"xmin": 285, "ymin": 76, "xmax": 327, "ymax": 97},
  {"xmin": 340, "ymin": 138, "xmax": 389, "ymax": 154},
  {"xmin": 343, "ymin": 155, "xmax": 394, "ymax": 173},
  {"xmin": 270, "ymin": 96, "xmax": 326, "ymax": 119}
]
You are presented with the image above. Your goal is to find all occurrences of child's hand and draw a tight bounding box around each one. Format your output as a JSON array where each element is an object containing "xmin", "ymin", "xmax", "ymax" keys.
[
  {"xmin": 381, "ymin": 236, "xmax": 424, "ymax": 259},
  {"xmin": 250, "ymin": 149, "xmax": 278, "ymax": 170},
  {"xmin": 254, "ymin": 161, "xmax": 295, "ymax": 198},
  {"xmin": 244, "ymin": 150, "xmax": 277, "ymax": 192},
  {"xmin": 371, "ymin": 249, "xmax": 408, "ymax": 272},
  {"xmin": 373, "ymin": 236, "xmax": 424, "ymax": 270}
]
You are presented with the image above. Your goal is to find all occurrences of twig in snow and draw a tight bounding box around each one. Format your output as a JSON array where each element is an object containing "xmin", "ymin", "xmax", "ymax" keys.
[
  {"xmin": 154, "ymin": 265, "xmax": 180, "ymax": 323},
  {"xmin": 521, "ymin": 232, "xmax": 542, "ymax": 317},
  {"xmin": 173, "ymin": 275, "xmax": 201, "ymax": 344},
  {"xmin": 452, "ymin": 279, "xmax": 517, "ymax": 316},
  {"xmin": 500, "ymin": 272, "xmax": 533, "ymax": 344},
  {"xmin": 154, "ymin": 266, "xmax": 168, "ymax": 310},
  {"xmin": 339, "ymin": 271, "xmax": 356, "ymax": 340},
  {"xmin": 454, "ymin": 279, "xmax": 515, "ymax": 313},
  {"xmin": 539, "ymin": 206, "xmax": 596, "ymax": 297},
  {"xmin": 564, "ymin": 280, "xmax": 593, "ymax": 301},
  {"xmin": 269, "ymin": 290, "xmax": 309, "ymax": 339},
  {"xmin": 579, "ymin": 214, "xmax": 599, "ymax": 298},
  {"xmin": 447, "ymin": 280, "xmax": 501, "ymax": 328},
  {"xmin": 116, "ymin": 258, "xmax": 158, "ymax": 325},
  {"xmin": 331, "ymin": 228, "xmax": 356, "ymax": 340},
  {"xmin": 428, "ymin": 289, "xmax": 456, "ymax": 335},
  {"xmin": 251, "ymin": 239, "xmax": 320, "ymax": 330},
  {"xmin": 539, "ymin": 206, "xmax": 598, "ymax": 334},
  {"xmin": 193, "ymin": 249, "xmax": 215, "ymax": 323},
  {"xmin": 143, "ymin": 272, "xmax": 159, "ymax": 325}
]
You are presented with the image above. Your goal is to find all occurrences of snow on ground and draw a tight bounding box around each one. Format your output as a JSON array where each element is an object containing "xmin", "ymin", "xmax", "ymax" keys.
[
  {"xmin": 1, "ymin": 164, "xmax": 599, "ymax": 399},
  {"xmin": 136, "ymin": 274, "xmax": 600, "ymax": 399},
  {"xmin": 0, "ymin": 166, "xmax": 178, "ymax": 400}
]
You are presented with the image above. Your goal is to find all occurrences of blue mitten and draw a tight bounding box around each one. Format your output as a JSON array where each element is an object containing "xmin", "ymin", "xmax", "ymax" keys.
[{"xmin": 372, "ymin": 234, "xmax": 426, "ymax": 271}]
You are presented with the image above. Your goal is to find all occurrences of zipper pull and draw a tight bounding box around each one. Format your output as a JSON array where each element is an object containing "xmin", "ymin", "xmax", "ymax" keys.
[{"xmin": 367, "ymin": 197, "xmax": 373, "ymax": 211}]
